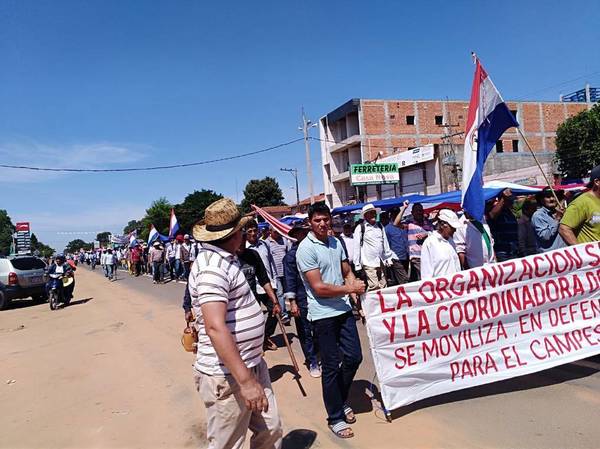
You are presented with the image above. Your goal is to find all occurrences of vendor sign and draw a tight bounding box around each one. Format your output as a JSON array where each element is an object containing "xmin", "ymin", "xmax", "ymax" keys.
[
  {"xmin": 363, "ymin": 242, "xmax": 600, "ymax": 410},
  {"xmin": 351, "ymin": 163, "xmax": 399, "ymax": 185}
]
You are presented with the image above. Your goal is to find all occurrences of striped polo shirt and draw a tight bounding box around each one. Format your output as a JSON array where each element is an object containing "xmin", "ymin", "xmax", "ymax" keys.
[
  {"xmin": 406, "ymin": 219, "xmax": 433, "ymax": 259},
  {"xmin": 189, "ymin": 243, "xmax": 265, "ymax": 376}
]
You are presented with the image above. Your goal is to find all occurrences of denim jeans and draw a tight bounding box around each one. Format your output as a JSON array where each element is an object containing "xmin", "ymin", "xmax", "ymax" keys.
[
  {"xmin": 174, "ymin": 259, "xmax": 183, "ymax": 279},
  {"xmin": 295, "ymin": 304, "xmax": 317, "ymax": 367},
  {"xmin": 152, "ymin": 262, "xmax": 163, "ymax": 283},
  {"xmin": 257, "ymin": 294, "xmax": 278, "ymax": 340},
  {"xmin": 168, "ymin": 257, "xmax": 176, "ymax": 280},
  {"xmin": 312, "ymin": 311, "xmax": 363, "ymax": 425},
  {"xmin": 106, "ymin": 264, "xmax": 114, "ymax": 279}
]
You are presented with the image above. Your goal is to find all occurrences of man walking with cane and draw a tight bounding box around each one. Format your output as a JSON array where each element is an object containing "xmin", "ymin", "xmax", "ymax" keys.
[{"xmin": 189, "ymin": 198, "xmax": 282, "ymax": 449}]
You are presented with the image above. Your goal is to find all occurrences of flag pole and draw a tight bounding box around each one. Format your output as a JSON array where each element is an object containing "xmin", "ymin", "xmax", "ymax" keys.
[
  {"xmin": 515, "ymin": 127, "xmax": 561, "ymax": 205},
  {"xmin": 471, "ymin": 51, "xmax": 560, "ymax": 205}
]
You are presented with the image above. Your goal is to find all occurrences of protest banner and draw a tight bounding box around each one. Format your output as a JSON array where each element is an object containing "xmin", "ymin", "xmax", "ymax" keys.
[{"xmin": 362, "ymin": 242, "xmax": 600, "ymax": 411}]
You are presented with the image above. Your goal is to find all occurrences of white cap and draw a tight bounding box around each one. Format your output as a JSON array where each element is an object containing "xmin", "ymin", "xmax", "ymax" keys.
[
  {"xmin": 361, "ymin": 203, "xmax": 381, "ymax": 218},
  {"xmin": 437, "ymin": 209, "xmax": 461, "ymax": 229}
]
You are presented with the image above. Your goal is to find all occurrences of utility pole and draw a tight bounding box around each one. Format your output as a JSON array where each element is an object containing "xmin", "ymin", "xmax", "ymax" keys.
[
  {"xmin": 300, "ymin": 107, "xmax": 316, "ymax": 205},
  {"xmin": 280, "ymin": 168, "xmax": 300, "ymax": 208},
  {"xmin": 439, "ymin": 97, "xmax": 464, "ymax": 191}
]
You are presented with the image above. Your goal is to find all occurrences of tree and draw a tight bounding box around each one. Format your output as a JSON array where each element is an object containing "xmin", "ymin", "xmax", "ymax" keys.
[
  {"xmin": 0, "ymin": 209, "xmax": 15, "ymax": 256},
  {"xmin": 140, "ymin": 197, "xmax": 172, "ymax": 241},
  {"xmin": 96, "ymin": 232, "xmax": 111, "ymax": 245},
  {"xmin": 30, "ymin": 233, "xmax": 54, "ymax": 258},
  {"xmin": 175, "ymin": 189, "xmax": 223, "ymax": 233},
  {"xmin": 240, "ymin": 177, "xmax": 285, "ymax": 212},
  {"xmin": 555, "ymin": 104, "xmax": 600, "ymax": 178},
  {"xmin": 65, "ymin": 239, "xmax": 92, "ymax": 254},
  {"xmin": 123, "ymin": 219, "xmax": 142, "ymax": 235}
]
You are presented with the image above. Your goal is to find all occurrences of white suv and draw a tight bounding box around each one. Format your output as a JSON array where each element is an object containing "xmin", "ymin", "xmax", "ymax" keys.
[{"xmin": 0, "ymin": 256, "xmax": 47, "ymax": 309}]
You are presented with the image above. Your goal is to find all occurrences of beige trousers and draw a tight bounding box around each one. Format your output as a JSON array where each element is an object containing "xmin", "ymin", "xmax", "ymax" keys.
[
  {"xmin": 364, "ymin": 265, "xmax": 387, "ymax": 291},
  {"xmin": 194, "ymin": 360, "xmax": 283, "ymax": 449}
]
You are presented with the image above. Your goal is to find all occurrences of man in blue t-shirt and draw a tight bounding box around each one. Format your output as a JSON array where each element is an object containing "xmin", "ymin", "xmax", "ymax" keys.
[{"xmin": 296, "ymin": 202, "xmax": 366, "ymax": 440}]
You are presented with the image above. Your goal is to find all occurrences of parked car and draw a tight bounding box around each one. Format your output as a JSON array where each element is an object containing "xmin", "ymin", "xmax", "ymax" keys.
[
  {"xmin": 0, "ymin": 255, "xmax": 48, "ymax": 310},
  {"xmin": 0, "ymin": 281, "xmax": 7, "ymax": 310}
]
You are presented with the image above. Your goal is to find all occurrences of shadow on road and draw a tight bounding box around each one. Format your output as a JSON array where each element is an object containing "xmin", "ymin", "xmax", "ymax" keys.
[
  {"xmin": 282, "ymin": 429, "xmax": 317, "ymax": 449},
  {"xmin": 347, "ymin": 379, "xmax": 378, "ymax": 415},
  {"xmin": 5, "ymin": 298, "xmax": 46, "ymax": 310},
  {"xmin": 67, "ymin": 297, "xmax": 93, "ymax": 307},
  {"xmin": 269, "ymin": 364, "xmax": 297, "ymax": 383},
  {"xmin": 389, "ymin": 359, "xmax": 600, "ymax": 420},
  {"xmin": 272, "ymin": 332, "xmax": 297, "ymax": 348}
]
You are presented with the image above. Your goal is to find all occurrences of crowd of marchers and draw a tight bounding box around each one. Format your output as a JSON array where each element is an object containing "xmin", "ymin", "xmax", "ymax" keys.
[{"xmin": 61, "ymin": 165, "xmax": 599, "ymax": 448}]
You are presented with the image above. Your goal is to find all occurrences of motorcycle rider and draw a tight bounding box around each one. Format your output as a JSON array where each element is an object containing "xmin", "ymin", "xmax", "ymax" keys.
[{"xmin": 47, "ymin": 254, "xmax": 76, "ymax": 302}]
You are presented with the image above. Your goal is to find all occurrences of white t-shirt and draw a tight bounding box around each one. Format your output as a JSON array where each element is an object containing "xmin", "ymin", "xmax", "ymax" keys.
[
  {"xmin": 420, "ymin": 231, "xmax": 461, "ymax": 279},
  {"xmin": 454, "ymin": 216, "xmax": 495, "ymax": 268}
]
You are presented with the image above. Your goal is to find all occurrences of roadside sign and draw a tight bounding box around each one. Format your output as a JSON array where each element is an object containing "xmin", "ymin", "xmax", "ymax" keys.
[
  {"xmin": 351, "ymin": 163, "xmax": 399, "ymax": 185},
  {"xmin": 14, "ymin": 222, "xmax": 31, "ymax": 255}
]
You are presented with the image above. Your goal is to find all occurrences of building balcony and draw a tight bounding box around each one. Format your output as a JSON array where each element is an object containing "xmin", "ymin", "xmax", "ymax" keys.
[
  {"xmin": 328, "ymin": 134, "xmax": 362, "ymax": 154},
  {"xmin": 332, "ymin": 171, "xmax": 350, "ymax": 183}
]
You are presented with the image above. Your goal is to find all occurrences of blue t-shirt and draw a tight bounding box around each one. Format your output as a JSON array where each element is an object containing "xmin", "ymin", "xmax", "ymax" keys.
[
  {"xmin": 385, "ymin": 223, "xmax": 408, "ymax": 260},
  {"xmin": 296, "ymin": 232, "xmax": 352, "ymax": 321}
]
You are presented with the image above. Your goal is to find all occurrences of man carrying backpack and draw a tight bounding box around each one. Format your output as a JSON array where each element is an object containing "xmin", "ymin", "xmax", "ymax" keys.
[{"xmin": 352, "ymin": 204, "xmax": 396, "ymax": 291}]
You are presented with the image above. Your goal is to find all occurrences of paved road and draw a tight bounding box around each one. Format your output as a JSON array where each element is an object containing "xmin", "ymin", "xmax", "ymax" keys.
[{"xmin": 2, "ymin": 266, "xmax": 599, "ymax": 448}]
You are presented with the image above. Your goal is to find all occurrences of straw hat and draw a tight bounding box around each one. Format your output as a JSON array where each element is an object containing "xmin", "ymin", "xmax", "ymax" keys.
[
  {"xmin": 192, "ymin": 198, "xmax": 251, "ymax": 242},
  {"xmin": 361, "ymin": 203, "xmax": 381, "ymax": 218}
]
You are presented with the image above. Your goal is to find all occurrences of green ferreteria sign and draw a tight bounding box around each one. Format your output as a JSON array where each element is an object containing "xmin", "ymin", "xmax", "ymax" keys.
[{"xmin": 350, "ymin": 163, "xmax": 399, "ymax": 185}]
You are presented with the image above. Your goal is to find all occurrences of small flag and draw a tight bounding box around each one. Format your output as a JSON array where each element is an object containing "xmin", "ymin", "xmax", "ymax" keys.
[
  {"xmin": 129, "ymin": 229, "xmax": 137, "ymax": 244},
  {"xmin": 148, "ymin": 225, "xmax": 159, "ymax": 244},
  {"xmin": 169, "ymin": 208, "xmax": 179, "ymax": 238},
  {"xmin": 461, "ymin": 54, "xmax": 519, "ymax": 221}
]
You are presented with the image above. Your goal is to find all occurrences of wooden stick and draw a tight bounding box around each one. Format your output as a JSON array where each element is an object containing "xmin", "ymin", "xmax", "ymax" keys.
[
  {"xmin": 275, "ymin": 314, "xmax": 307, "ymax": 397},
  {"xmin": 516, "ymin": 127, "xmax": 562, "ymax": 205}
]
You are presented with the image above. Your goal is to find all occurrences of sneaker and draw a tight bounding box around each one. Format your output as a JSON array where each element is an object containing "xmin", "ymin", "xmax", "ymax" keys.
[
  {"xmin": 309, "ymin": 364, "xmax": 322, "ymax": 378},
  {"xmin": 281, "ymin": 314, "xmax": 291, "ymax": 326}
]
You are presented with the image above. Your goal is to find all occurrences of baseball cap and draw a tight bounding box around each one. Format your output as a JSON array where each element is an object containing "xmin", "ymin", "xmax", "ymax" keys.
[
  {"xmin": 587, "ymin": 165, "xmax": 600, "ymax": 188},
  {"xmin": 437, "ymin": 209, "xmax": 462, "ymax": 229}
]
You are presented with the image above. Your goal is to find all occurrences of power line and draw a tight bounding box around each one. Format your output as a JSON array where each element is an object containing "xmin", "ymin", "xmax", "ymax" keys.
[
  {"xmin": 513, "ymin": 69, "xmax": 600, "ymax": 101},
  {"xmin": 0, "ymin": 138, "xmax": 304, "ymax": 173}
]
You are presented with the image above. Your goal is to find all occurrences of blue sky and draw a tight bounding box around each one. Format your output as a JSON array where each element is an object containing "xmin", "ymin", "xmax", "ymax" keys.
[{"xmin": 1, "ymin": 0, "xmax": 598, "ymax": 250}]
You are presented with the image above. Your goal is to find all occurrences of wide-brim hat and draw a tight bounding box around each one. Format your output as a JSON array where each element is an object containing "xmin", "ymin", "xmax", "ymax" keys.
[
  {"xmin": 361, "ymin": 203, "xmax": 381, "ymax": 218},
  {"xmin": 192, "ymin": 198, "xmax": 252, "ymax": 242}
]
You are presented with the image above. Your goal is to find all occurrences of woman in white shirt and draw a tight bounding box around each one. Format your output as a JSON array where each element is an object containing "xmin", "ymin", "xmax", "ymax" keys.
[{"xmin": 420, "ymin": 209, "xmax": 462, "ymax": 279}]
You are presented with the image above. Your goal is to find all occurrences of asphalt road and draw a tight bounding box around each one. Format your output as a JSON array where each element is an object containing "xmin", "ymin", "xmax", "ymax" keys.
[{"xmin": 2, "ymin": 265, "xmax": 599, "ymax": 448}]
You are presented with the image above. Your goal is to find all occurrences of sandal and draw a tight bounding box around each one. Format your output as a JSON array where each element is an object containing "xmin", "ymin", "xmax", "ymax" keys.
[
  {"xmin": 344, "ymin": 405, "xmax": 356, "ymax": 424},
  {"xmin": 329, "ymin": 421, "xmax": 354, "ymax": 439}
]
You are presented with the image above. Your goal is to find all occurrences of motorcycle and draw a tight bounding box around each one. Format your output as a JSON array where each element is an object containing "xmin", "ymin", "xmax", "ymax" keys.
[{"xmin": 47, "ymin": 273, "xmax": 73, "ymax": 310}]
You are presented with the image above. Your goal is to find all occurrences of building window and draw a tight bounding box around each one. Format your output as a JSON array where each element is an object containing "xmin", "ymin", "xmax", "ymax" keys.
[
  {"xmin": 512, "ymin": 140, "xmax": 519, "ymax": 152},
  {"xmin": 406, "ymin": 115, "xmax": 415, "ymax": 125},
  {"xmin": 435, "ymin": 115, "xmax": 443, "ymax": 125},
  {"xmin": 510, "ymin": 109, "xmax": 518, "ymax": 120},
  {"xmin": 496, "ymin": 140, "xmax": 504, "ymax": 153}
]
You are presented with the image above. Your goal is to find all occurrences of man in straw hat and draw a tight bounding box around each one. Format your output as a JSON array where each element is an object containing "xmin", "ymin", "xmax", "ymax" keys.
[
  {"xmin": 188, "ymin": 198, "xmax": 283, "ymax": 449},
  {"xmin": 353, "ymin": 203, "xmax": 396, "ymax": 291}
]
